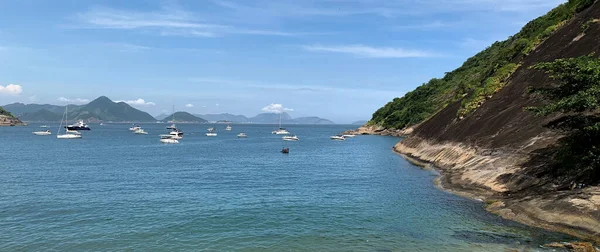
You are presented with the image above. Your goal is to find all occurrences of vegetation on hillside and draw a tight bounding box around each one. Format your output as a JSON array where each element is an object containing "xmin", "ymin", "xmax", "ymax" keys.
[
  {"xmin": 370, "ymin": 0, "xmax": 597, "ymax": 129},
  {"xmin": 0, "ymin": 106, "xmax": 14, "ymax": 117},
  {"xmin": 528, "ymin": 55, "xmax": 600, "ymax": 183}
]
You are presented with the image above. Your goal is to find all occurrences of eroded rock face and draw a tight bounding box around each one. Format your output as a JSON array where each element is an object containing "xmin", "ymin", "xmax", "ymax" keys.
[
  {"xmin": 544, "ymin": 242, "xmax": 598, "ymax": 252},
  {"xmin": 341, "ymin": 125, "xmax": 415, "ymax": 137},
  {"xmin": 394, "ymin": 137, "xmax": 600, "ymax": 243}
]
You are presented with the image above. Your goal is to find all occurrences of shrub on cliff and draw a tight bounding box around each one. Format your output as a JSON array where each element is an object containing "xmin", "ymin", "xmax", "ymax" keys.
[{"xmin": 529, "ymin": 55, "xmax": 600, "ymax": 183}]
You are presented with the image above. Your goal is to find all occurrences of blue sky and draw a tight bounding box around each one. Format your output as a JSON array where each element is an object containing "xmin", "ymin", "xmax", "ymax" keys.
[{"xmin": 0, "ymin": 0, "xmax": 564, "ymax": 123}]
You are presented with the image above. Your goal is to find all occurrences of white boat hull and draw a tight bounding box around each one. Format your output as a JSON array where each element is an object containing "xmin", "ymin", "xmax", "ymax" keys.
[
  {"xmin": 342, "ymin": 134, "xmax": 355, "ymax": 138},
  {"xmin": 206, "ymin": 133, "xmax": 217, "ymax": 137},
  {"xmin": 33, "ymin": 132, "xmax": 51, "ymax": 136},
  {"xmin": 160, "ymin": 139, "xmax": 179, "ymax": 144},
  {"xmin": 57, "ymin": 134, "xmax": 82, "ymax": 139},
  {"xmin": 330, "ymin": 136, "xmax": 346, "ymax": 141}
]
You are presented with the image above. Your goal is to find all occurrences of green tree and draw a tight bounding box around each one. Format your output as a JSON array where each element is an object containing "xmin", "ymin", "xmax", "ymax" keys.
[{"xmin": 529, "ymin": 55, "xmax": 600, "ymax": 183}]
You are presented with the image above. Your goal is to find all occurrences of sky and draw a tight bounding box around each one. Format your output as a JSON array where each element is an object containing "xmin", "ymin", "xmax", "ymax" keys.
[{"xmin": 0, "ymin": 0, "xmax": 565, "ymax": 123}]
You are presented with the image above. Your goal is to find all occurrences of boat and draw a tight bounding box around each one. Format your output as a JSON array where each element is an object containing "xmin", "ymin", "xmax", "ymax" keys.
[
  {"xmin": 166, "ymin": 123, "xmax": 177, "ymax": 130},
  {"xmin": 237, "ymin": 132, "xmax": 248, "ymax": 138},
  {"xmin": 33, "ymin": 129, "xmax": 51, "ymax": 136},
  {"xmin": 160, "ymin": 138, "xmax": 179, "ymax": 144},
  {"xmin": 57, "ymin": 105, "xmax": 82, "ymax": 139},
  {"xmin": 281, "ymin": 147, "xmax": 289, "ymax": 154},
  {"xmin": 271, "ymin": 113, "xmax": 290, "ymax": 135},
  {"xmin": 129, "ymin": 125, "xmax": 141, "ymax": 131},
  {"xmin": 100, "ymin": 123, "xmax": 104, "ymax": 126},
  {"xmin": 282, "ymin": 135, "xmax": 299, "ymax": 141},
  {"xmin": 134, "ymin": 128, "xmax": 148, "ymax": 135},
  {"xmin": 169, "ymin": 129, "xmax": 184, "ymax": 139},
  {"xmin": 330, "ymin": 135, "xmax": 346, "ymax": 141},
  {"xmin": 40, "ymin": 125, "xmax": 48, "ymax": 128},
  {"xmin": 66, "ymin": 129, "xmax": 81, "ymax": 135},
  {"xmin": 206, "ymin": 128, "xmax": 217, "ymax": 137},
  {"xmin": 66, "ymin": 119, "xmax": 90, "ymax": 130},
  {"xmin": 342, "ymin": 134, "xmax": 356, "ymax": 138},
  {"xmin": 225, "ymin": 125, "xmax": 232, "ymax": 131},
  {"xmin": 166, "ymin": 105, "xmax": 177, "ymax": 130}
]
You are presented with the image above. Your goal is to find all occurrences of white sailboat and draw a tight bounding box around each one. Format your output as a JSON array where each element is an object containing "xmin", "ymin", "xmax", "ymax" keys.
[
  {"xmin": 271, "ymin": 113, "xmax": 290, "ymax": 135},
  {"xmin": 57, "ymin": 105, "xmax": 82, "ymax": 139}
]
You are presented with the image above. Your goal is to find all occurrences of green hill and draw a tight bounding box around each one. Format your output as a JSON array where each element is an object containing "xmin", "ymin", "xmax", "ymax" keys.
[
  {"xmin": 370, "ymin": 0, "xmax": 597, "ymax": 129},
  {"xmin": 70, "ymin": 96, "xmax": 156, "ymax": 122},
  {"xmin": 164, "ymin": 112, "xmax": 208, "ymax": 123},
  {"xmin": 19, "ymin": 109, "xmax": 63, "ymax": 122},
  {"xmin": 3, "ymin": 96, "xmax": 156, "ymax": 122}
]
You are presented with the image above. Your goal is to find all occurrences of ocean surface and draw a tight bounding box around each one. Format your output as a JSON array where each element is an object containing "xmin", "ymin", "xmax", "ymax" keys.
[{"xmin": 0, "ymin": 123, "xmax": 572, "ymax": 251}]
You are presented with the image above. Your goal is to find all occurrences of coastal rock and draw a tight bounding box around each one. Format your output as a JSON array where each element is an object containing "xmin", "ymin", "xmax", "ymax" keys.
[
  {"xmin": 544, "ymin": 242, "xmax": 598, "ymax": 252},
  {"xmin": 0, "ymin": 115, "xmax": 26, "ymax": 126},
  {"xmin": 341, "ymin": 124, "xmax": 416, "ymax": 137},
  {"xmin": 393, "ymin": 137, "xmax": 600, "ymax": 243}
]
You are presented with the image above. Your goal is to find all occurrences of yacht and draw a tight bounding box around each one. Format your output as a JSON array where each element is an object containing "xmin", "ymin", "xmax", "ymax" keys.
[
  {"xmin": 271, "ymin": 113, "xmax": 290, "ymax": 135},
  {"xmin": 66, "ymin": 120, "xmax": 90, "ymax": 130},
  {"xmin": 134, "ymin": 128, "xmax": 148, "ymax": 135},
  {"xmin": 57, "ymin": 106, "xmax": 82, "ymax": 139},
  {"xmin": 129, "ymin": 125, "xmax": 141, "ymax": 131},
  {"xmin": 169, "ymin": 129, "xmax": 184, "ymax": 139},
  {"xmin": 282, "ymin": 135, "xmax": 299, "ymax": 141},
  {"xmin": 237, "ymin": 132, "xmax": 247, "ymax": 138},
  {"xmin": 206, "ymin": 128, "xmax": 217, "ymax": 137},
  {"xmin": 160, "ymin": 138, "xmax": 179, "ymax": 144},
  {"xmin": 225, "ymin": 125, "xmax": 232, "ymax": 131},
  {"xmin": 330, "ymin": 135, "xmax": 346, "ymax": 141},
  {"xmin": 272, "ymin": 128, "xmax": 290, "ymax": 135},
  {"xmin": 33, "ymin": 129, "xmax": 51, "ymax": 136},
  {"xmin": 166, "ymin": 123, "xmax": 177, "ymax": 130}
]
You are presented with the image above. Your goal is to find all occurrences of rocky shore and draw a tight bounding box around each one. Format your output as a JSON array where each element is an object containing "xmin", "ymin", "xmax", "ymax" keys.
[
  {"xmin": 341, "ymin": 124, "xmax": 415, "ymax": 137},
  {"xmin": 394, "ymin": 136, "xmax": 600, "ymax": 245},
  {"xmin": 0, "ymin": 115, "xmax": 26, "ymax": 126}
]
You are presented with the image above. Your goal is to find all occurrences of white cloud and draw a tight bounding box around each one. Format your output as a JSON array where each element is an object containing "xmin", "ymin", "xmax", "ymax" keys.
[
  {"xmin": 116, "ymin": 98, "xmax": 156, "ymax": 106},
  {"xmin": 185, "ymin": 103, "xmax": 194, "ymax": 108},
  {"xmin": 0, "ymin": 84, "xmax": 23, "ymax": 95},
  {"xmin": 303, "ymin": 44, "xmax": 434, "ymax": 58},
  {"xmin": 261, "ymin": 103, "xmax": 293, "ymax": 113},
  {"xmin": 58, "ymin": 97, "xmax": 90, "ymax": 103},
  {"xmin": 71, "ymin": 5, "xmax": 300, "ymax": 38}
]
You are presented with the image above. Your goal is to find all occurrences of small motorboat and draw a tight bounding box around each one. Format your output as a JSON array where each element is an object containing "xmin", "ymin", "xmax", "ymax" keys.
[
  {"xmin": 225, "ymin": 125, "xmax": 232, "ymax": 131},
  {"xmin": 33, "ymin": 130, "xmax": 52, "ymax": 136},
  {"xmin": 281, "ymin": 147, "xmax": 289, "ymax": 154},
  {"xmin": 40, "ymin": 125, "xmax": 48, "ymax": 128},
  {"xmin": 237, "ymin": 132, "xmax": 248, "ymax": 138},
  {"xmin": 160, "ymin": 138, "xmax": 179, "ymax": 144},
  {"xmin": 134, "ymin": 128, "xmax": 148, "ymax": 134},
  {"xmin": 282, "ymin": 135, "xmax": 299, "ymax": 141},
  {"xmin": 330, "ymin": 135, "xmax": 346, "ymax": 141},
  {"xmin": 129, "ymin": 125, "xmax": 141, "ymax": 131},
  {"xmin": 342, "ymin": 134, "xmax": 356, "ymax": 138}
]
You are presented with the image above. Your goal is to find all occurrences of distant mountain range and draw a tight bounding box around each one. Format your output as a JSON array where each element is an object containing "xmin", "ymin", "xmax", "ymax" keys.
[
  {"xmin": 4, "ymin": 96, "xmax": 156, "ymax": 122},
  {"xmin": 352, "ymin": 120, "xmax": 368, "ymax": 125},
  {"xmin": 3, "ymin": 97, "xmax": 335, "ymax": 124},
  {"xmin": 163, "ymin": 112, "xmax": 208, "ymax": 123}
]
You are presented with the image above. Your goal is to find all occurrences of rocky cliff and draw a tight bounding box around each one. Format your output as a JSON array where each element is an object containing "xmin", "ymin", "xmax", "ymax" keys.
[{"xmin": 367, "ymin": 0, "xmax": 600, "ymax": 243}]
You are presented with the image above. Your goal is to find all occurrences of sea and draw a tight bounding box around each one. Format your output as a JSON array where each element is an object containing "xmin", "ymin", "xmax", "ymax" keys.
[{"xmin": 0, "ymin": 123, "xmax": 573, "ymax": 251}]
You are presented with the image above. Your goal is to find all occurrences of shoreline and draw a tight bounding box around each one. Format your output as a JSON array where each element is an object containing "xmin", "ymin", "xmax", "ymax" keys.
[{"xmin": 391, "ymin": 137, "xmax": 600, "ymax": 245}]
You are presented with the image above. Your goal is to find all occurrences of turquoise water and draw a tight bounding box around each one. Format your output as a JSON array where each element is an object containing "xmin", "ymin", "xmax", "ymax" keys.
[{"xmin": 0, "ymin": 124, "xmax": 571, "ymax": 251}]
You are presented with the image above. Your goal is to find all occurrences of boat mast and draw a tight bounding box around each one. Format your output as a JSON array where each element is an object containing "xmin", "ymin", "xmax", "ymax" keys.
[{"xmin": 279, "ymin": 112, "xmax": 282, "ymax": 128}]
